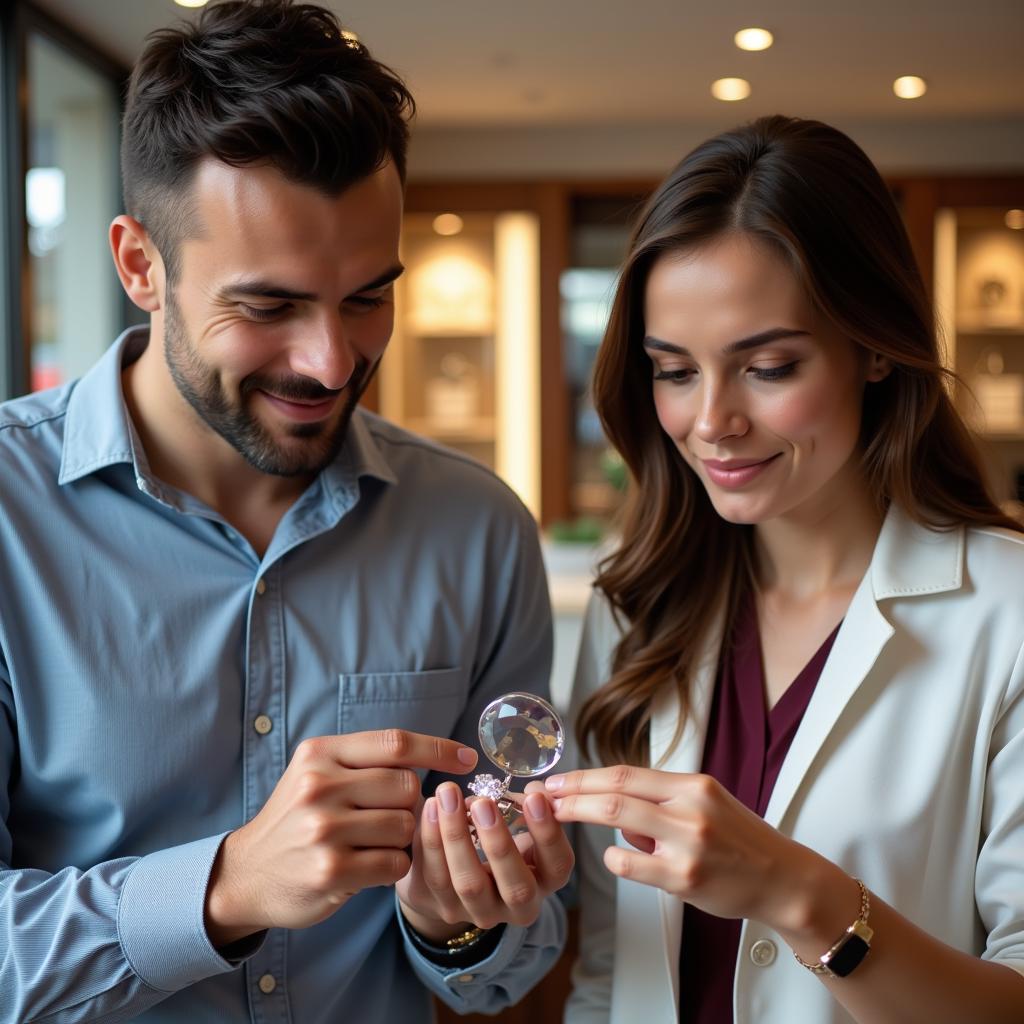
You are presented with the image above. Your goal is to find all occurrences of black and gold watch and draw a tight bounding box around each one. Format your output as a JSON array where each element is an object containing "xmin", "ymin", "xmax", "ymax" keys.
[{"xmin": 794, "ymin": 878, "xmax": 873, "ymax": 979}]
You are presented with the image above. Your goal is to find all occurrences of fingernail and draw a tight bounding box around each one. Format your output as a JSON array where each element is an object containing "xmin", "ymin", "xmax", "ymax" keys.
[
  {"xmin": 425, "ymin": 797, "xmax": 438, "ymax": 824},
  {"xmin": 525, "ymin": 793, "xmax": 548, "ymax": 821},
  {"xmin": 472, "ymin": 799, "xmax": 497, "ymax": 828},
  {"xmin": 438, "ymin": 784, "xmax": 459, "ymax": 813},
  {"xmin": 545, "ymin": 775, "xmax": 565, "ymax": 791},
  {"xmin": 457, "ymin": 747, "xmax": 478, "ymax": 767},
  {"xmin": 552, "ymin": 798, "xmax": 563, "ymax": 814}
]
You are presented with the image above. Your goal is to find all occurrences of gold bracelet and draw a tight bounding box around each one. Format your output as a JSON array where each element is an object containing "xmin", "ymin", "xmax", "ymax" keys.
[
  {"xmin": 445, "ymin": 925, "xmax": 485, "ymax": 952},
  {"xmin": 794, "ymin": 878, "xmax": 873, "ymax": 978}
]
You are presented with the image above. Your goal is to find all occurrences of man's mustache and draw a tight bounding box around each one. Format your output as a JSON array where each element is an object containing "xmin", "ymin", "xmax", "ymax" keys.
[{"xmin": 241, "ymin": 363, "xmax": 371, "ymax": 403}]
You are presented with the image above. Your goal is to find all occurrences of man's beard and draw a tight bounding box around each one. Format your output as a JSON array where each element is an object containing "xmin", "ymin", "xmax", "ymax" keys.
[{"xmin": 163, "ymin": 293, "xmax": 373, "ymax": 477}]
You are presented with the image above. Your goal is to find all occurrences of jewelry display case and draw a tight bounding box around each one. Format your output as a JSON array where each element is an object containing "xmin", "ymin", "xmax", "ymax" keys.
[
  {"xmin": 379, "ymin": 210, "xmax": 541, "ymax": 517},
  {"xmin": 935, "ymin": 204, "xmax": 1024, "ymax": 513}
]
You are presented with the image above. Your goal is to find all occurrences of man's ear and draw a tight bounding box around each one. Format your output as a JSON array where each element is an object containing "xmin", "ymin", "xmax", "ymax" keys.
[
  {"xmin": 865, "ymin": 351, "xmax": 893, "ymax": 383},
  {"xmin": 109, "ymin": 215, "xmax": 165, "ymax": 313}
]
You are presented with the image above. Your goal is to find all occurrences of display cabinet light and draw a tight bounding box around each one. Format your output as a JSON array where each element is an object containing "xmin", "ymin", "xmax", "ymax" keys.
[{"xmin": 433, "ymin": 213, "xmax": 465, "ymax": 236}]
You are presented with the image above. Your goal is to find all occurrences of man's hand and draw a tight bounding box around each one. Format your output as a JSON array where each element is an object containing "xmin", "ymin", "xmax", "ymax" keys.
[
  {"xmin": 396, "ymin": 780, "xmax": 574, "ymax": 943},
  {"xmin": 204, "ymin": 730, "xmax": 478, "ymax": 946}
]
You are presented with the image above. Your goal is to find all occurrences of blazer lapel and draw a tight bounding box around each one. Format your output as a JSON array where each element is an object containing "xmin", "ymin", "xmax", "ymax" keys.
[
  {"xmin": 761, "ymin": 573, "xmax": 893, "ymax": 830},
  {"xmin": 763, "ymin": 506, "xmax": 964, "ymax": 831}
]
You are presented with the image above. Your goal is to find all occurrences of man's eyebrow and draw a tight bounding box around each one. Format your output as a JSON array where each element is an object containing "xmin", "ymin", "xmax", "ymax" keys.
[
  {"xmin": 642, "ymin": 327, "xmax": 811, "ymax": 357},
  {"xmin": 219, "ymin": 264, "xmax": 405, "ymax": 302}
]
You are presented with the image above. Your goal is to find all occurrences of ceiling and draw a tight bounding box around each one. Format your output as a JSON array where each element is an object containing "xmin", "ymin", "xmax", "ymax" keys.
[{"xmin": 33, "ymin": 0, "xmax": 1024, "ymax": 128}]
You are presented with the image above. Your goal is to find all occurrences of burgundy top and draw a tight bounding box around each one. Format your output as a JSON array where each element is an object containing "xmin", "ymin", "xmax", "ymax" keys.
[{"xmin": 679, "ymin": 598, "xmax": 841, "ymax": 1024}]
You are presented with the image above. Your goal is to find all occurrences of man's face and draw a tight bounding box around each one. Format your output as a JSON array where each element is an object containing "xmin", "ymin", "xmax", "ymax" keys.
[{"xmin": 161, "ymin": 159, "xmax": 403, "ymax": 477}]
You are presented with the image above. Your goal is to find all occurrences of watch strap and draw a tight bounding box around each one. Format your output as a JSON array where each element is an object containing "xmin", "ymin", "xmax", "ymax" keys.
[{"xmin": 794, "ymin": 878, "xmax": 873, "ymax": 979}]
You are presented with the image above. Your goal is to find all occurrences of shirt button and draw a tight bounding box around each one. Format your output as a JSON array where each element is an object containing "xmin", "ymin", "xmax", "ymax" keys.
[
  {"xmin": 257, "ymin": 973, "xmax": 277, "ymax": 994},
  {"xmin": 455, "ymin": 974, "xmax": 475, "ymax": 983},
  {"xmin": 253, "ymin": 714, "xmax": 273, "ymax": 735},
  {"xmin": 750, "ymin": 938, "xmax": 777, "ymax": 967},
  {"xmin": 256, "ymin": 578, "xmax": 267, "ymax": 596}
]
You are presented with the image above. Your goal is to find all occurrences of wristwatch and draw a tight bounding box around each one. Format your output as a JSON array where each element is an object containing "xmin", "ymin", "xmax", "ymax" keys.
[
  {"xmin": 794, "ymin": 878, "xmax": 873, "ymax": 979},
  {"xmin": 404, "ymin": 918, "xmax": 506, "ymax": 969}
]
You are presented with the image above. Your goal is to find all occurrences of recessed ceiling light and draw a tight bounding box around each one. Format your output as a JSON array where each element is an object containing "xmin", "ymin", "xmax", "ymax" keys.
[
  {"xmin": 734, "ymin": 28, "xmax": 773, "ymax": 51},
  {"xmin": 893, "ymin": 76, "xmax": 927, "ymax": 99},
  {"xmin": 173, "ymin": 0, "xmax": 208, "ymax": 7},
  {"xmin": 433, "ymin": 213, "xmax": 464, "ymax": 236},
  {"xmin": 1006, "ymin": 209, "xmax": 1024, "ymax": 230},
  {"xmin": 711, "ymin": 78, "xmax": 751, "ymax": 102}
]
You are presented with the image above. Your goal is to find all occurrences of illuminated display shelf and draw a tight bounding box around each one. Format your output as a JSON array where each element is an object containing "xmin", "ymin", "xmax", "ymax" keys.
[
  {"xmin": 379, "ymin": 211, "xmax": 542, "ymax": 518},
  {"xmin": 934, "ymin": 207, "xmax": 1024, "ymax": 505}
]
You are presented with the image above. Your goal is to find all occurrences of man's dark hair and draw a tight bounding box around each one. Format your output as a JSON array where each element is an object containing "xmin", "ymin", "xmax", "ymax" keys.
[{"xmin": 121, "ymin": 0, "xmax": 414, "ymax": 280}]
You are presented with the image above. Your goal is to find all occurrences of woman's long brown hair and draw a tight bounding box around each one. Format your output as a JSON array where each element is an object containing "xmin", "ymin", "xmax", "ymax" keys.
[{"xmin": 578, "ymin": 115, "xmax": 1023, "ymax": 768}]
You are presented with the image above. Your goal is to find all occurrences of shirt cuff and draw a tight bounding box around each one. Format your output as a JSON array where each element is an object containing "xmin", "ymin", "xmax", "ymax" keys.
[
  {"xmin": 117, "ymin": 832, "xmax": 261, "ymax": 991},
  {"xmin": 395, "ymin": 893, "xmax": 528, "ymax": 976}
]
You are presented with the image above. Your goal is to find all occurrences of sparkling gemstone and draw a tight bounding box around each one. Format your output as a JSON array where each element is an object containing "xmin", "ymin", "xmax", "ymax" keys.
[
  {"xmin": 478, "ymin": 692, "xmax": 565, "ymax": 778},
  {"xmin": 468, "ymin": 773, "xmax": 506, "ymax": 800}
]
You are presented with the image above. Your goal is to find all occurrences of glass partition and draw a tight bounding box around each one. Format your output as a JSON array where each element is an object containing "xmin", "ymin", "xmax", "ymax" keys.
[{"xmin": 559, "ymin": 194, "xmax": 643, "ymax": 527}]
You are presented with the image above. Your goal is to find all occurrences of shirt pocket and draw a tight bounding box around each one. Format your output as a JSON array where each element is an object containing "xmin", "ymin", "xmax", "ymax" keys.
[{"xmin": 337, "ymin": 667, "xmax": 466, "ymax": 740}]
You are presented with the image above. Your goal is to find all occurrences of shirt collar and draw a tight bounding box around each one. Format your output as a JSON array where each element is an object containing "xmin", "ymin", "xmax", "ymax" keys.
[
  {"xmin": 870, "ymin": 502, "xmax": 965, "ymax": 601},
  {"xmin": 318, "ymin": 408, "xmax": 399, "ymax": 514},
  {"xmin": 59, "ymin": 327, "xmax": 148, "ymax": 485},
  {"xmin": 59, "ymin": 326, "xmax": 399, "ymax": 496}
]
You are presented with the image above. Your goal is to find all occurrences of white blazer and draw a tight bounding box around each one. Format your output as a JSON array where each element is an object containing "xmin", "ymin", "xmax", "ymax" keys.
[{"xmin": 565, "ymin": 506, "xmax": 1024, "ymax": 1024}]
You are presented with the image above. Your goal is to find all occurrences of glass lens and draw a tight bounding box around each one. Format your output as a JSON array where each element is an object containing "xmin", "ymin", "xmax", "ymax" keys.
[{"xmin": 478, "ymin": 692, "xmax": 564, "ymax": 777}]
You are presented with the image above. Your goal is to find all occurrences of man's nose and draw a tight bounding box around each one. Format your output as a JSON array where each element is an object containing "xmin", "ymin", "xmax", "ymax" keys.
[{"xmin": 289, "ymin": 314, "xmax": 356, "ymax": 392}]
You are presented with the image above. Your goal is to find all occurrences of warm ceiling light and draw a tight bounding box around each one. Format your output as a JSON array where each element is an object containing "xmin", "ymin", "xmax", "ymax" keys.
[
  {"xmin": 711, "ymin": 78, "xmax": 751, "ymax": 102},
  {"xmin": 173, "ymin": 0, "xmax": 209, "ymax": 7},
  {"xmin": 433, "ymin": 213, "xmax": 464, "ymax": 236},
  {"xmin": 1005, "ymin": 209, "xmax": 1024, "ymax": 230},
  {"xmin": 734, "ymin": 28, "xmax": 773, "ymax": 51},
  {"xmin": 893, "ymin": 76, "xmax": 927, "ymax": 99}
]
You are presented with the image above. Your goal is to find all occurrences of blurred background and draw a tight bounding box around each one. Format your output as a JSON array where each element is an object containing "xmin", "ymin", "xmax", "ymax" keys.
[
  {"xmin": 1, "ymin": 2, "xmax": 1021, "ymax": 1019},
  {"xmin": 5, "ymin": 0, "xmax": 1023, "ymax": 707}
]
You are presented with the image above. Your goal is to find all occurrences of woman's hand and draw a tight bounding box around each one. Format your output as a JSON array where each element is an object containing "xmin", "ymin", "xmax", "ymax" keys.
[{"xmin": 546, "ymin": 765, "xmax": 826, "ymax": 933}]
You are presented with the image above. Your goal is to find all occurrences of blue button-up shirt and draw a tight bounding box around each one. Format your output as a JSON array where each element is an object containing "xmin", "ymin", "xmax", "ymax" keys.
[{"xmin": 0, "ymin": 329, "xmax": 565, "ymax": 1023}]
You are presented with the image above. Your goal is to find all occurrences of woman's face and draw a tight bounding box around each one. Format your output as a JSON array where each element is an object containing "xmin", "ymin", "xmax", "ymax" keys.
[{"xmin": 642, "ymin": 233, "xmax": 889, "ymax": 526}]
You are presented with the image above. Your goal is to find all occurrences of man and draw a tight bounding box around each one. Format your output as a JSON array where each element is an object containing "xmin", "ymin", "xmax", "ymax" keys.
[{"xmin": 0, "ymin": 2, "xmax": 571, "ymax": 1021}]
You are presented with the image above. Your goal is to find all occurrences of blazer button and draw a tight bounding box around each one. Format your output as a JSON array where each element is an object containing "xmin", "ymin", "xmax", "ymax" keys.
[{"xmin": 750, "ymin": 938, "xmax": 777, "ymax": 967}]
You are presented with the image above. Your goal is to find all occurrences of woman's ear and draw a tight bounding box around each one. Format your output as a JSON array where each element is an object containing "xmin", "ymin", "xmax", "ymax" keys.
[
  {"xmin": 109, "ymin": 216, "xmax": 165, "ymax": 313},
  {"xmin": 865, "ymin": 351, "xmax": 893, "ymax": 383}
]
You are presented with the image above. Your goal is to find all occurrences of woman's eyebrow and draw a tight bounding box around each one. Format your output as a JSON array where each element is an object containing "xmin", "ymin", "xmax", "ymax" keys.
[{"xmin": 642, "ymin": 327, "xmax": 811, "ymax": 356}]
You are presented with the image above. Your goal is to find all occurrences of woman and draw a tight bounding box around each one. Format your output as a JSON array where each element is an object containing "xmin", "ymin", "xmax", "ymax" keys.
[{"xmin": 546, "ymin": 115, "xmax": 1024, "ymax": 1024}]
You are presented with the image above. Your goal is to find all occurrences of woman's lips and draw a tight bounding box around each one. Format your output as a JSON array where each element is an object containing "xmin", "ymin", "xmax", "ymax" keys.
[
  {"xmin": 259, "ymin": 390, "xmax": 340, "ymax": 422},
  {"xmin": 700, "ymin": 454, "xmax": 782, "ymax": 489}
]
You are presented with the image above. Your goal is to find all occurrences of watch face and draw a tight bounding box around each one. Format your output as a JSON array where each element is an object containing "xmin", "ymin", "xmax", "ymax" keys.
[{"xmin": 825, "ymin": 934, "xmax": 870, "ymax": 977}]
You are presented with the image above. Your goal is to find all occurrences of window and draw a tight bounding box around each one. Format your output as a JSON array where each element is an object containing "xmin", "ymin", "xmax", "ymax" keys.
[{"xmin": 25, "ymin": 31, "xmax": 121, "ymax": 391}]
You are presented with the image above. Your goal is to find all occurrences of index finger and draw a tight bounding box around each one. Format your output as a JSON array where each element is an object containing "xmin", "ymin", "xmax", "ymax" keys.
[
  {"xmin": 313, "ymin": 730, "xmax": 479, "ymax": 773},
  {"xmin": 544, "ymin": 765, "xmax": 674, "ymax": 802}
]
